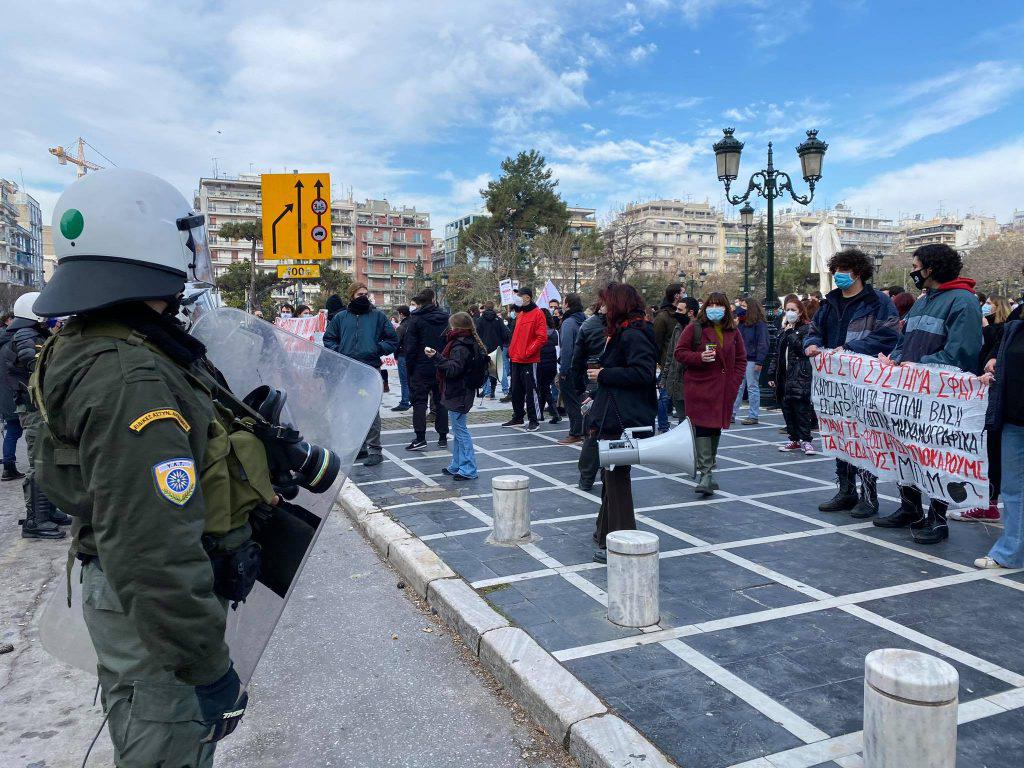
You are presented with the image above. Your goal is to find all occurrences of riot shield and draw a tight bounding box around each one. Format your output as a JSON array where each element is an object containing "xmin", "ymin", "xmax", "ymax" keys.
[{"xmin": 39, "ymin": 307, "xmax": 383, "ymax": 687}]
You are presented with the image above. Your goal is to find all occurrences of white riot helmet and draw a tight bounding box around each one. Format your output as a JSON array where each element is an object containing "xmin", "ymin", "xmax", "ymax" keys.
[
  {"xmin": 34, "ymin": 169, "xmax": 213, "ymax": 317},
  {"xmin": 13, "ymin": 292, "xmax": 43, "ymax": 322}
]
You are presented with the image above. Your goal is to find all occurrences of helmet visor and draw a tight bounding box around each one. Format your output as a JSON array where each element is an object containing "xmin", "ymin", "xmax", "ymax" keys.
[{"xmin": 177, "ymin": 214, "xmax": 214, "ymax": 286}]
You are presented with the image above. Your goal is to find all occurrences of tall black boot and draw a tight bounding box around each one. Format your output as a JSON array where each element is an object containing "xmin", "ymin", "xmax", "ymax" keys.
[
  {"xmin": 873, "ymin": 485, "xmax": 923, "ymax": 528},
  {"xmin": 850, "ymin": 472, "xmax": 879, "ymax": 519},
  {"xmin": 913, "ymin": 500, "xmax": 949, "ymax": 545},
  {"xmin": 818, "ymin": 462, "xmax": 858, "ymax": 512},
  {"xmin": 1, "ymin": 462, "xmax": 24, "ymax": 481},
  {"xmin": 21, "ymin": 480, "xmax": 65, "ymax": 540}
]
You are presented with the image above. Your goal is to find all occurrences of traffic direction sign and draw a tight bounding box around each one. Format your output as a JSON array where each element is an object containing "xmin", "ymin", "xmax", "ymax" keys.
[
  {"xmin": 277, "ymin": 264, "xmax": 321, "ymax": 279},
  {"xmin": 260, "ymin": 172, "xmax": 331, "ymax": 260}
]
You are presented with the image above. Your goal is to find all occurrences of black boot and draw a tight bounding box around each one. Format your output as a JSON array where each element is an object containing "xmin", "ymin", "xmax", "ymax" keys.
[
  {"xmin": 818, "ymin": 462, "xmax": 858, "ymax": 512},
  {"xmin": 873, "ymin": 486, "xmax": 923, "ymax": 528},
  {"xmin": 849, "ymin": 472, "xmax": 879, "ymax": 519},
  {"xmin": 21, "ymin": 481, "xmax": 65, "ymax": 540},
  {"xmin": 1, "ymin": 462, "xmax": 24, "ymax": 481},
  {"xmin": 912, "ymin": 500, "xmax": 949, "ymax": 545}
]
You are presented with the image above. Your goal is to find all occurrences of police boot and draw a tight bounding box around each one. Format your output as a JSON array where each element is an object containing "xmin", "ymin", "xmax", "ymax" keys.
[
  {"xmin": 21, "ymin": 483, "xmax": 65, "ymax": 540},
  {"xmin": 849, "ymin": 473, "xmax": 879, "ymax": 519},
  {"xmin": 912, "ymin": 501, "xmax": 949, "ymax": 545},
  {"xmin": 1, "ymin": 462, "xmax": 24, "ymax": 481},
  {"xmin": 39, "ymin": 493, "xmax": 72, "ymax": 526},
  {"xmin": 873, "ymin": 486, "xmax": 923, "ymax": 528},
  {"xmin": 818, "ymin": 463, "xmax": 858, "ymax": 512},
  {"xmin": 694, "ymin": 437, "xmax": 715, "ymax": 497}
]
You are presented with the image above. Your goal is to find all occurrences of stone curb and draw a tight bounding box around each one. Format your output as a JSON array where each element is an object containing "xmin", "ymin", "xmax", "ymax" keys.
[{"xmin": 336, "ymin": 479, "xmax": 679, "ymax": 767}]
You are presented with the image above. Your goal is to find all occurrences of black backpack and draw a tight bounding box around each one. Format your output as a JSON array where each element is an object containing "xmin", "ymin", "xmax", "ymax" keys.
[{"xmin": 464, "ymin": 341, "xmax": 489, "ymax": 391}]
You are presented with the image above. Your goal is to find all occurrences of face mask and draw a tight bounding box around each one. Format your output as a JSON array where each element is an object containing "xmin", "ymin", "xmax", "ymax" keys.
[
  {"xmin": 513, "ymin": 295, "xmax": 523, "ymax": 307},
  {"xmin": 982, "ymin": 303, "xmax": 993, "ymax": 317},
  {"xmin": 351, "ymin": 295, "xmax": 371, "ymax": 310},
  {"xmin": 784, "ymin": 309, "xmax": 799, "ymax": 324},
  {"xmin": 834, "ymin": 272, "xmax": 855, "ymax": 290},
  {"xmin": 280, "ymin": 311, "xmax": 292, "ymax": 319},
  {"xmin": 735, "ymin": 307, "xmax": 746, "ymax": 317},
  {"xmin": 706, "ymin": 306, "xmax": 725, "ymax": 323},
  {"xmin": 509, "ymin": 310, "xmax": 517, "ymax": 319},
  {"xmin": 909, "ymin": 269, "xmax": 926, "ymax": 290}
]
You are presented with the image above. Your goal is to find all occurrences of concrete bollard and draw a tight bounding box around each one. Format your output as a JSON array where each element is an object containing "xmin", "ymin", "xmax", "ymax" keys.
[
  {"xmin": 487, "ymin": 475, "xmax": 535, "ymax": 545},
  {"xmin": 863, "ymin": 648, "xmax": 958, "ymax": 768},
  {"xmin": 606, "ymin": 530, "xmax": 660, "ymax": 627}
]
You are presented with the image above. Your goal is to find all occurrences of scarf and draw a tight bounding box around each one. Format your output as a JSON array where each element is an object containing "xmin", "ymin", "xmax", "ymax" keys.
[{"xmin": 348, "ymin": 295, "xmax": 372, "ymax": 314}]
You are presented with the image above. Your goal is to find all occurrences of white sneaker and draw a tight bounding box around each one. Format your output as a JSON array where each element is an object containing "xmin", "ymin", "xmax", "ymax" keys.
[
  {"xmin": 801, "ymin": 441, "xmax": 817, "ymax": 456},
  {"xmin": 974, "ymin": 556, "xmax": 1007, "ymax": 570}
]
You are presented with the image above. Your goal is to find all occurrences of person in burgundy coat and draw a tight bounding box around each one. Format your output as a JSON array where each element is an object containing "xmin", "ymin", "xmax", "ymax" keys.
[{"xmin": 675, "ymin": 292, "xmax": 747, "ymax": 496}]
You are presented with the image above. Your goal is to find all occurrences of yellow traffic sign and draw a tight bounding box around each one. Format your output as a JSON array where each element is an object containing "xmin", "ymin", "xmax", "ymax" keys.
[
  {"xmin": 261, "ymin": 172, "xmax": 331, "ymax": 260},
  {"xmin": 277, "ymin": 264, "xmax": 321, "ymax": 279}
]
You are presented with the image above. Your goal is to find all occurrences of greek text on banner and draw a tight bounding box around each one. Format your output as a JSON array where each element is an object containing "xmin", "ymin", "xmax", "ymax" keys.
[{"xmin": 810, "ymin": 350, "xmax": 989, "ymax": 508}]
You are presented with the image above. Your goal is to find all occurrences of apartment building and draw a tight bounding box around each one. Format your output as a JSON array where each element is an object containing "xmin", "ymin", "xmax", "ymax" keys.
[
  {"xmin": 442, "ymin": 211, "xmax": 487, "ymax": 269},
  {"xmin": 614, "ymin": 199, "xmax": 723, "ymax": 277},
  {"xmin": 778, "ymin": 203, "xmax": 898, "ymax": 260},
  {"xmin": 354, "ymin": 199, "xmax": 432, "ymax": 307},
  {"xmin": 568, "ymin": 206, "xmax": 597, "ymax": 235},
  {"xmin": 0, "ymin": 180, "xmax": 42, "ymax": 287},
  {"xmin": 432, "ymin": 237, "xmax": 446, "ymax": 274},
  {"xmin": 42, "ymin": 225, "xmax": 56, "ymax": 283},
  {"xmin": 720, "ymin": 219, "xmax": 748, "ymax": 275}
]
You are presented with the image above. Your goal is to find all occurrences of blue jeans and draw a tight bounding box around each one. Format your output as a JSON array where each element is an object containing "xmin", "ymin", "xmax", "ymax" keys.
[
  {"xmin": 989, "ymin": 424, "xmax": 1024, "ymax": 567},
  {"xmin": 733, "ymin": 361, "xmax": 761, "ymax": 419},
  {"xmin": 447, "ymin": 411, "xmax": 478, "ymax": 478},
  {"xmin": 500, "ymin": 347, "xmax": 510, "ymax": 393},
  {"xmin": 657, "ymin": 387, "xmax": 671, "ymax": 431},
  {"xmin": 3, "ymin": 417, "xmax": 22, "ymax": 464},
  {"xmin": 396, "ymin": 356, "xmax": 411, "ymax": 407}
]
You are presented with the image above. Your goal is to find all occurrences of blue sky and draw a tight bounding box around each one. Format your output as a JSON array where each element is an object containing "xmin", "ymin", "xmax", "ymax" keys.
[{"xmin": 3, "ymin": 1, "xmax": 1024, "ymax": 233}]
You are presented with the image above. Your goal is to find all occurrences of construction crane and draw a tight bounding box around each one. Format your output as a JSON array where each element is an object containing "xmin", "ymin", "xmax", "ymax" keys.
[{"xmin": 49, "ymin": 137, "xmax": 103, "ymax": 177}]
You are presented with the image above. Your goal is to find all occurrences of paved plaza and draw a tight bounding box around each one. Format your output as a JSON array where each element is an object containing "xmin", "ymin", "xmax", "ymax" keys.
[{"xmin": 352, "ymin": 411, "xmax": 1024, "ymax": 768}]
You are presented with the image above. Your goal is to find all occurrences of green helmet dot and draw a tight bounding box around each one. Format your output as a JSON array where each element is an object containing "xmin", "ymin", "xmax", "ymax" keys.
[{"xmin": 59, "ymin": 208, "xmax": 84, "ymax": 240}]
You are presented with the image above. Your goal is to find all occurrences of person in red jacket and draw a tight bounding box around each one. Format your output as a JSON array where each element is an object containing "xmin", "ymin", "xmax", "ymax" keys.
[{"xmin": 503, "ymin": 287, "xmax": 549, "ymax": 431}]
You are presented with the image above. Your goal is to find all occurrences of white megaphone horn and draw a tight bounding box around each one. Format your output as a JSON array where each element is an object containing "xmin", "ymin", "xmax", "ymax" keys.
[{"xmin": 598, "ymin": 419, "xmax": 696, "ymax": 476}]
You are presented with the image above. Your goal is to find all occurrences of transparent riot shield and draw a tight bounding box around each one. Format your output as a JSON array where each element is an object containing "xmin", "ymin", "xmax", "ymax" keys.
[{"xmin": 39, "ymin": 307, "xmax": 383, "ymax": 687}]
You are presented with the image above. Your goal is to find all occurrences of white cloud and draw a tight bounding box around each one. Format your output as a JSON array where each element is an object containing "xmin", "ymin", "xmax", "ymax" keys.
[
  {"xmin": 680, "ymin": 0, "xmax": 810, "ymax": 47},
  {"xmin": 840, "ymin": 141, "xmax": 1024, "ymax": 222},
  {"xmin": 604, "ymin": 91, "xmax": 704, "ymax": 118},
  {"xmin": 628, "ymin": 42, "xmax": 658, "ymax": 62},
  {"xmin": 628, "ymin": 19, "xmax": 645, "ymax": 35}
]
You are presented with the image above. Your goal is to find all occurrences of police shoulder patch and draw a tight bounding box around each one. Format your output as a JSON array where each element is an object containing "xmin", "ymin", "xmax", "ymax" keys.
[
  {"xmin": 130, "ymin": 409, "xmax": 191, "ymax": 433},
  {"xmin": 153, "ymin": 458, "xmax": 197, "ymax": 506}
]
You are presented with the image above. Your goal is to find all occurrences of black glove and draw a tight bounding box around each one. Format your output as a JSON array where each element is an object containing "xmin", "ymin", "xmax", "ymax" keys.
[{"xmin": 195, "ymin": 664, "xmax": 248, "ymax": 742}]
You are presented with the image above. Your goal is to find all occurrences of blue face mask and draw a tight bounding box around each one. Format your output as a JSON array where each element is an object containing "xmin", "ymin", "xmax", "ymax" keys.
[
  {"xmin": 834, "ymin": 272, "xmax": 855, "ymax": 290},
  {"xmin": 982, "ymin": 303, "xmax": 993, "ymax": 317},
  {"xmin": 706, "ymin": 307, "xmax": 725, "ymax": 323}
]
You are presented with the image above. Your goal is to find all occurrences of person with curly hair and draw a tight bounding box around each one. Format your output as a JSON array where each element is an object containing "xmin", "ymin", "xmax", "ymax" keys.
[{"xmin": 875, "ymin": 243, "xmax": 983, "ymax": 544}]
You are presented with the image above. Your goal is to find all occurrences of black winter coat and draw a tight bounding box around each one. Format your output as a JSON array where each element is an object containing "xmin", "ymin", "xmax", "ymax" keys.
[
  {"xmin": 767, "ymin": 324, "xmax": 813, "ymax": 401},
  {"xmin": 404, "ymin": 304, "xmax": 450, "ymax": 381},
  {"xmin": 475, "ymin": 310, "xmax": 509, "ymax": 353},
  {"xmin": 436, "ymin": 335, "xmax": 481, "ymax": 414},
  {"xmin": 539, "ymin": 328, "xmax": 559, "ymax": 375},
  {"xmin": 0, "ymin": 327, "xmax": 16, "ymax": 420},
  {"xmin": 570, "ymin": 313, "xmax": 607, "ymax": 397},
  {"xmin": 588, "ymin": 319, "xmax": 658, "ymax": 438},
  {"xmin": 2, "ymin": 319, "xmax": 47, "ymax": 409}
]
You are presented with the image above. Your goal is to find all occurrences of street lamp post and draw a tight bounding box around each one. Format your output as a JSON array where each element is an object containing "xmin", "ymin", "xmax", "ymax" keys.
[
  {"xmin": 740, "ymin": 202, "xmax": 754, "ymax": 294},
  {"xmin": 714, "ymin": 127, "xmax": 827, "ymax": 316},
  {"xmin": 872, "ymin": 250, "xmax": 884, "ymax": 285},
  {"xmin": 698, "ymin": 269, "xmax": 708, "ymax": 295},
  {"xmin": 571, "ymin": 241, "xmax": 581, "ymax": 294},
  {"xmin": 441, "ymin": 272, "xmax": 449, "ymax": 308}
]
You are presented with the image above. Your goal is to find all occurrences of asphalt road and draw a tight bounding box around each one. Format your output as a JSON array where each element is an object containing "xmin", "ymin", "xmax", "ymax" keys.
[{"xmin": 0, "ymin": 439, "xmax": 568, "ymax": 768}]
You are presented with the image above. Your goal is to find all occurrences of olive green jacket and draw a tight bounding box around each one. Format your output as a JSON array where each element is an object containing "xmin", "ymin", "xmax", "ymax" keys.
[{"xmin": 35, "ymin": 318, "xmax": 236, "ymax": 686}]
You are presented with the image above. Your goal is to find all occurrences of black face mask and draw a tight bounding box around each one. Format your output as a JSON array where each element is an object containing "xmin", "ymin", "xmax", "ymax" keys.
[
  {"xmin": 349, "ymin": 295, "xmax": 372, "ymax": 313},
  {"xmin": 910, "ymin": 269, "xmax": 927, "ymax": 290}
]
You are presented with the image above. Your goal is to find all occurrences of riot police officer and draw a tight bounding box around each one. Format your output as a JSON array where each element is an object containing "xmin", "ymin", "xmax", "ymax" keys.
[
  {"xmin": 32, "ymin": 169, "xmax": 264, "ymax": 765},
  {"xmin": 2, "ymin": 292, "xmax": 69, "ymax": 538}
]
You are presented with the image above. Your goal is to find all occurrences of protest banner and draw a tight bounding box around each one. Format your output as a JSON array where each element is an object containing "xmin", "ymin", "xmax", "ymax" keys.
[
  {"xmin": 274, "ymin": 311, "xmax": 327, "ymax": 344},
  {"xmin": 498, "ymin": 278, "xmax": 520, "ymax": 306},
  {"xmin": 811, "ymin": 350, "xmax": 990, "ymax": 508},
  {"xmin": 537, "ymin": 279, "xmax": 562, "ymax": 307}
]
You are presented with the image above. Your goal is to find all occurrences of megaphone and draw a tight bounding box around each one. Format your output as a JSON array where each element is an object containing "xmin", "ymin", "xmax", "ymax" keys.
[{"xmin": 598, "ymin": 419, "xmax": 696, "ymax": 476}]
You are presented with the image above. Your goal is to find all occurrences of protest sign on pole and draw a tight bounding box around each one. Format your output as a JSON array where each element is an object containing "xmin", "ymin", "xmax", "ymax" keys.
[
  {"xmin": 811, "ymin": 350, "xmax": 990, "ymax": 508},
  {"xmin": 498, "ymin": 279, "xmax": 515, "ymax": 306}
]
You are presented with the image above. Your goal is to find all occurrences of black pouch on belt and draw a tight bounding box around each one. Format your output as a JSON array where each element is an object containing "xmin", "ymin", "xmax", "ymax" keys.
[{"xmin": 203, "ymin": 538, "xmax": 262, "ymax": 608}]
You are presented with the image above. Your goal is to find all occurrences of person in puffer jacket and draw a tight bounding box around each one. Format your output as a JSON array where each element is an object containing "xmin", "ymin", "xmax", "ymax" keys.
[{"xmin": 874, "ymin": 243, "xmax": 983, "ymax": 546}]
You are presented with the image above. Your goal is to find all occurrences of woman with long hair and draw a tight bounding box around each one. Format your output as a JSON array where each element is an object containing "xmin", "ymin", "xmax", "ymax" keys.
[
  {"xmin": 429, "ymin": 312, "xmax": 487, "ymax": 480},
  {"xmin": 732, "ymin": 297, "xmax": 769, "ymax": 425},
  {"xmin": 674, "ymin": 292, "xmax": 747, "ymax": 496},
  {"xmin": 587, "ymin": 283, "xmax": 658, "ymax": 562},
  {"xmin": 769, "ymin": 294, "xmax": 817, "ymax": 455}
]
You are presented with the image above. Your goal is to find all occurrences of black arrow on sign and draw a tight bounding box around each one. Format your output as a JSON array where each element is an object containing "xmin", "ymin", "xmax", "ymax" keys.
[
  {"xmin": 295, "ymin": 180, "xmax": 304, "ymax": 254},
  {"xmin": 314, "ymin": 179, "xmax": 325, "ymax": 254},
  {"xmin": 271, "ymin": 203, "xmax": 293, "ymax": 254}
]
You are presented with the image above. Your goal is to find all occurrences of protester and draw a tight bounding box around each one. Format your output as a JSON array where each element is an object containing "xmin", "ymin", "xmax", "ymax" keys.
[
  {"xmin": 557, "ymin": 293, "xmax": 587, "ymax": 444},
  {"xmin": 803, "ymin": 296, "xmax": 820, "ymax": 319},
  {"xmin": 295, "ymin": 304, "xmax": 312, "ymax": 317},
  {"xmin": 475, "ymin": 300, "xmax": 510, "ymax": 399},
  {"xmin": 404, "ymin": 288, "xmax": 451, "ymax": 450},
  {"xmin": 431, "ymin": 312, "xmax": 487, "ymax": 481},
  {"xmin": 874, "ymin": 244, "xmax": 983, "ymax": 544},
  {"xmin": 587, "ymin": 283, "xmax": 657, "ymax": 563},
  {"xmin": 892, "ymin": 291, "xmax": 915, "ymax": 321},
  {"xmin": 0, "ymin": 314, "xmax": 24, "ymax": 481},
  {"xmin": 324, "ymin": 294, "xmax": 344, "ymax": 322},
  {"xmin": 805, "ymin": 248, "xmax": 899, "ymax": 519},
  {"xmin": 391, "ymin": 305, "xmax": 413, "ymax": 411},
  {"xmin": 323, "ymin": 283, "xmax": 398, "ymax": 466},
  {"xmin": 733, "ymin": 297, "xmax": 769, "ymax": 425},
  {"xmin": 548, "ymin": 298, "xmax": 562, "ymax": 321},
  {"xmin": 570, "ymin": 298, "xmax": 609, "ymax": 490},
  {"xmin": 675, "ymin": 292, "xmax": 747, "ymax": 496},
  {"xmin": 972, "ymin": 316, "xmax": 1023, "ymax": 568},
  {"xmin": 498, "ymin": 305, "xmax": 516, "ymax": 401},
  {"xmin": 661, "ymin": 297, "xmax": 699, "ymax": 423},
  {"xmin": 502, "ymin": 287, "xmax": 548, "ymax": 431},
  {"xmin": 538, "ymin": 309, "xmax": 561, "ymax": 424},
  {"xmin": 652, "ymin": 282, "xmax": 684, "ymax": 433},
  {"xmin": 279, "ymin": 302, "xmax": 294, "ymax": 319},
  {"xmin": 769, "ymin": 295, "xmax": 816, "ymax": 455}
]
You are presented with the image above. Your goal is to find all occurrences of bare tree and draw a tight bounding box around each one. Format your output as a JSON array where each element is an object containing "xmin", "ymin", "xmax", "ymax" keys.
[
  {"xmin": 963, "ymin": 233, "xmax": 1024, "ymax": 293},
  {"xmin": 465, "ymin": 229, "xmax": 527, "ymax": 280},
  {"xmin": 596, "ymin": 206, "xmax": 649, "ymax": 282}
]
